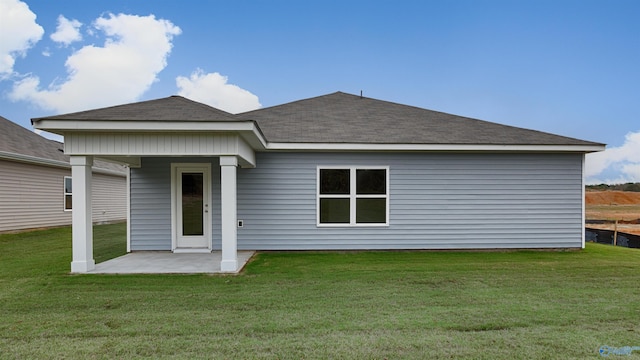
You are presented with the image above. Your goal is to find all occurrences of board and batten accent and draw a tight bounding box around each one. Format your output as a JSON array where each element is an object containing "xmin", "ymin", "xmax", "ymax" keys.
[
  {"xmin": 0, "ymin": 159, "xmax": 126, "ymax": 232},
  {"xmin": 128, "ymin": 152, "xmax": 584, "ymax": 250},
  {"xmin": 64, "ymin": 132, "xmax": 256, "ymax": 168}
]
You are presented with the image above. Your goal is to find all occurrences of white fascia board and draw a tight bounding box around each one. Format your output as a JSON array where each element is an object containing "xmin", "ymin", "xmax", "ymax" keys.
[
  {"xmin": 34, "ymin": 119, "xmax": 256, "ymax": 132},
  {"xmin": 265, "ymin": 142, "xmax": 606, "ymax": 153}
]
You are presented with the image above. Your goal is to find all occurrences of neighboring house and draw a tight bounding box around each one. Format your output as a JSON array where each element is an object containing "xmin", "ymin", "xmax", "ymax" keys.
[
  {"xmin": 0, "ymin": 116, "xmax": 127, "ymax": 233},
  {"xmin": 32, "ymin": 92, "xmax": 605, "ymax": 273}
]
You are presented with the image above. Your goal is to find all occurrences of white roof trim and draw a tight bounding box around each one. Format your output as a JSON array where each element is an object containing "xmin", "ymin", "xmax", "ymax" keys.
[
  {"xmin": 265, "ymin": 142, "xmax": 606, "ymax": 153},
  {"xmin": 35, "ymin": 119, "xmax": 257, "ymax": 132},
  {"xmin": 33, "ymin": 120, "xmax": 604, "ymax": 154}
]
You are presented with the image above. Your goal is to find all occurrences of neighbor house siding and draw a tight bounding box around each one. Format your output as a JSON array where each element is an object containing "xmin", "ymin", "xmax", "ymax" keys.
[
  {"xmin": 0, "ymin": 159, "xmax": 72, "ymax": 232},
  {"xmin": 92, "ymin": 173, "xmax": 127, "ymax": 224},
  {"xmin": 129, "ymin": 157, "xmax": 221, "ymax": 250},
  {"xmin": 235, "ymin": 152, "xmax": 583, "ymax": 250},
  {"xmin": 0, "ymin": 159, "xmax": 127, "ymax": 232}
]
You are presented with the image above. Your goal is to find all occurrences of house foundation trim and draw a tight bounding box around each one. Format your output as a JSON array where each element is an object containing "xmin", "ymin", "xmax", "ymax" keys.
[
  {"xmin": 220, "ymin": 156, "xmax": 238, "ymax": 272},
  {"xmin": 70, "ymin": 155, "xmax": 95, "ymax": 273}
]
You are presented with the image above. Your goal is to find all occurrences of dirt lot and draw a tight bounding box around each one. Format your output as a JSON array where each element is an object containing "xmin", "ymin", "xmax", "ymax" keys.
[{"xmin": 586, "ymin": 191, "xmax": 640, "ymax": 235}]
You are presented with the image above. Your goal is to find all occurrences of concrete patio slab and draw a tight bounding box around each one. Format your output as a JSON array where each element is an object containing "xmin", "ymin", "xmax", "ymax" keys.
[{"xmin": 88, "ymin": 251, "xmax": 255, "ymax": 274}]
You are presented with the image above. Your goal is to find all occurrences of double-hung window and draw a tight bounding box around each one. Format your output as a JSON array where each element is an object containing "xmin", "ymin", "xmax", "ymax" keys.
[
  {"xmin": 64, "ymin": 176, "xmax": 72, "ymax": 211},
  {"xmin": 317, "ymin": 166, "xmax": 389, "ymax": 226}
]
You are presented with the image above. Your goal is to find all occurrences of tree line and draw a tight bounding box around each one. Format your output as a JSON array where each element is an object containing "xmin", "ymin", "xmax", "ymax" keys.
[{"xmin": 586, "ymin": 183, "xmax": 640, "ymax": 192}]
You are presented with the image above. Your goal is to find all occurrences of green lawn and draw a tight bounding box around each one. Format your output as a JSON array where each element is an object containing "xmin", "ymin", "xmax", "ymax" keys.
[{"xmin": 1, "ymin": 224, "xmax": 639, "ymax": 359}]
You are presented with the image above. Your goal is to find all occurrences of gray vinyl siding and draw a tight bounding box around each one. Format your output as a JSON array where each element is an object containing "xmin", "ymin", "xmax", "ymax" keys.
[
  {"xmin": 128, "ymin": 152, "xmax": 583, "ymax": 251},
  {"xmin": 236, "ymin": 152, "xmax": 583, "ymax": 250},
  {"xmin": 129, "ymin": 157, "xmax": 221, "ymax": 250},
  {"xmin": 129, "ymin": 158, "xmax": 171, "ymax": 250},
  {"xmin": 0, "ymin": 159, "xmax": 126, "ymax": 233}
]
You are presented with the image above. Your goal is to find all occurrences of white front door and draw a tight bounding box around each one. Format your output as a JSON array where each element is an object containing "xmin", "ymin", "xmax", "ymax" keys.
[{"xmin": 172, "ymin": 164, "xmax": 211, "ymax": 251}]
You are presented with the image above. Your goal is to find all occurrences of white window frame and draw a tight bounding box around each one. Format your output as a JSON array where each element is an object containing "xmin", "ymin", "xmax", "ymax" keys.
[
  {"xmin": 63, "ymin": 176, "xmax": 72, "ymax": 211},
  {"xmin": 317, "ymin": 166, "xmax": 389, "ymax": 227}
]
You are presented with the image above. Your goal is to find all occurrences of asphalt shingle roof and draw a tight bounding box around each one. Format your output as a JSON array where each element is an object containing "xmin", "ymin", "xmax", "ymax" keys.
[
  {"xmin": 32, "ymin": 96, "xmax": 236, "ymax": 121},
  {"xmin": 238, "ymin": 92, "xmax": 602, "ymax": 146},
  {"xmin": 33, "ymin": 91, "xmax": 602, "ymax": 148}
]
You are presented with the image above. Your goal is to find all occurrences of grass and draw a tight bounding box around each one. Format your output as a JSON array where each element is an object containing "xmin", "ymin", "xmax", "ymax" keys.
[{"xmin": 1, "ymin": 224, "xmax": 640, "ymax": 359}]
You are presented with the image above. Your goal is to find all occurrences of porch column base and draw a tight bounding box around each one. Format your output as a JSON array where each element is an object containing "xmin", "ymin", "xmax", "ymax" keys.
[
  {"xmin": 71, "ymin": 259, "xmax": 96, "ymax": 273},
  {"xmin": 220, "ymin": 259, "xmax": 239, "ymax": 272}
]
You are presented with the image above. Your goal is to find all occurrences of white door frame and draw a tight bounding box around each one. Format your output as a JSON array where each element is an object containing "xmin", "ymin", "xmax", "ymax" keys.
[{"xmin": 171, "ymin": 163, "xmax": 212, "ymax": 252}]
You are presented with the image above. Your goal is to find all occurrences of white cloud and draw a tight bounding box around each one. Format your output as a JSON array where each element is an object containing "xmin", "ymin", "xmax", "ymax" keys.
[
  {"xmin": 9, "ymin": 13, "xmax": 181, "ymax": 113},
  {"xmin": 586, "ymin": 131, "xmax": 640, "ymax": 184},
  {"xmin": 0, "ymin": 0, "xmax": 44, "ymax": 76},
  {"xmin": 50, "ymin": 15, "xmax": 82, "ymax": 46},
  {"xmin": 176, "ymin": 69, "xmax": 261, "ymax": 113}
]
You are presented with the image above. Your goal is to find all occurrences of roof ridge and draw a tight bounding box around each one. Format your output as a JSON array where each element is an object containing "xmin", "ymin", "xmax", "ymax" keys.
[{"xmin": 237, "ymin": 91, "xmax": 349, "ymax": 115}]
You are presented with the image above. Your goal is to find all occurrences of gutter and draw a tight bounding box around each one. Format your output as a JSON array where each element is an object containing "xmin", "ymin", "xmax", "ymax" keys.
[
  {"xmin": 0, "ymin": 151, "xmax": 127, "ymax": 177},
  {"xmin": 263, "ymin": 143, "xmax": 606, "ymax": 153}
]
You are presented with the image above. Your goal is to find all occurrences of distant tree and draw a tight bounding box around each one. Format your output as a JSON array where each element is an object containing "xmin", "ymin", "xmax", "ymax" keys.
[
  {"xmin": 586, "ymin": 183, "xmax": 640, "ymax": 192},
  {"xmin": 623, "ymin": 183, "xmax": 640, "ymax": 192}
]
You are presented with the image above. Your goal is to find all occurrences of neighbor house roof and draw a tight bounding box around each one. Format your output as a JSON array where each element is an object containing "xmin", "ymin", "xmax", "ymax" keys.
[
  {"xmin": 33, "ymin": 95, "xmax": 236, "ymax": 121},
  {"xmin": 238, "ymin": 92, "xmax": 603, "ymax": 147},
  {"xmin": 0, "ymin": 116, "xmax": 126, "ymax": 175},
  {"xmin": 0, "ymin": 115, "xmax": 69, "ymax": 162}
]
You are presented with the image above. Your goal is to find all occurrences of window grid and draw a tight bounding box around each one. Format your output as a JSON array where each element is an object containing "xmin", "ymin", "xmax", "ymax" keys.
[
  {"xmin": 317, "ymin": 166, "xmax": 389, "ymax": 227},
  {"xmin": 64, "ymin": 176, "xmax": 72, "ymax": 211}
]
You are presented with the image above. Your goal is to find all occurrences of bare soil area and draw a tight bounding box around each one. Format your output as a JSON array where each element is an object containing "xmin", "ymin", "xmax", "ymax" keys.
[
  {"xmin": 586, "ymin": 190, "xmax": 640, "ymax": 206},
  {"xmin": 586, "ymin": 190, "xmax": 640, "ymax": 235}
]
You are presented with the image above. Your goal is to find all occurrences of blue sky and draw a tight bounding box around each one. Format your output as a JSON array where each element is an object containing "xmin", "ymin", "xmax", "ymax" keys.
[{"xmin": 1, "ymin": 0, "xmax": 639, "ymax": 184}]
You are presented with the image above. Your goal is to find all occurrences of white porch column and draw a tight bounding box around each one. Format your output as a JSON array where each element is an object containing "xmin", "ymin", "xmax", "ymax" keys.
[
  {"xmin": 220, "ymin": 156, "xmax": 238, "ymax": 272},
  {"xmin": 70, "ymin": 156, "xmax": 94, "ymax": 273}
]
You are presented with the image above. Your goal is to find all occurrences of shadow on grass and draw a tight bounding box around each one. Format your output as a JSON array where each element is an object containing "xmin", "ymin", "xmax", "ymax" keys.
[{"xmin": 93, "ymin": 221, "xmax": 127, "ymax": 263}]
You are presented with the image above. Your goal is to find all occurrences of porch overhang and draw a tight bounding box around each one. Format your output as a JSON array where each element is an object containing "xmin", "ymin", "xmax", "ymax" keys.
[
  {"xmin": 32, "ymin": 119, "xmax": 266, "ymax": 168},
  {"xmin": 32, "ymin": 119, "xmax": 264, "ymax": 274}
]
